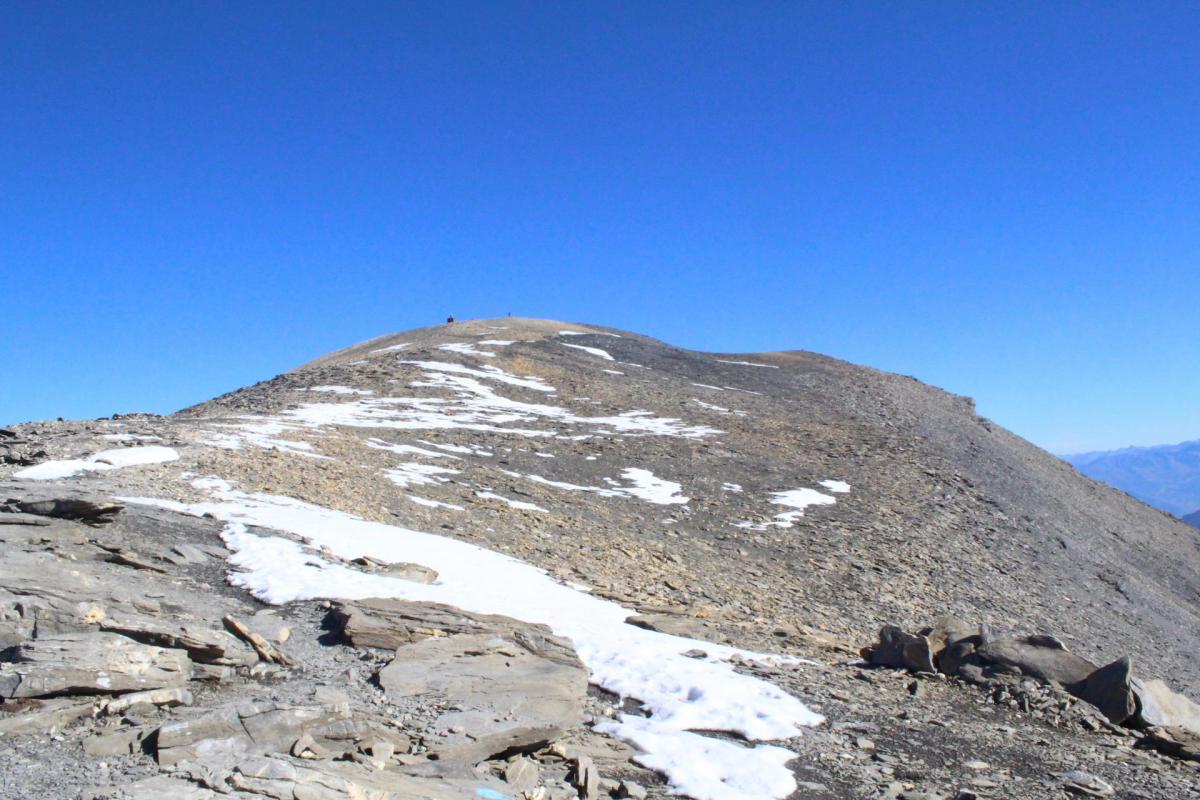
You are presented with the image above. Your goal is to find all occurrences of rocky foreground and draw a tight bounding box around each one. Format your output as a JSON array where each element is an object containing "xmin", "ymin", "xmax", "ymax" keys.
[{"xmin": 2, "ymin": 317, "xmax": 1199, "ymax": 799}]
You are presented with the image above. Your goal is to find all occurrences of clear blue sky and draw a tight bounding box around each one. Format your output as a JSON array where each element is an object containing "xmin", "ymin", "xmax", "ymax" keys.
[{"xmin": 2, "ymin": 3, "xmax": 1197, "ymax": 453}]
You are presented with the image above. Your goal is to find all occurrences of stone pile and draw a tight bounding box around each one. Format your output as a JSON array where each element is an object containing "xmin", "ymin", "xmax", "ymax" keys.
[{"xmin": 863, "ymin": 617, "xmax": 1200, "ymax": 761}]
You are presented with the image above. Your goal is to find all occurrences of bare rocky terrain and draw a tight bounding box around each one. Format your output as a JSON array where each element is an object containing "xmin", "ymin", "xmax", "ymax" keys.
[{"xmin": 2, "ymin": 317, "xmax": 1199, "ymax": 800}]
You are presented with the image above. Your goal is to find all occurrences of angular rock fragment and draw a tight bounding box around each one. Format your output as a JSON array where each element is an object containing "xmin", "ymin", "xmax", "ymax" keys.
[
  {"xmin": 331, "ymin": 598, "xmax": 542, "ymax": 649},
  {"xmin": 1132, "ymin": 677, "xmax": 1200, "ymax": 733},
  {"xmin": 223, "ymin": 614, "xmax": 294, "ymax": 666},
  {"xmin": 221, "ymin": 754, "xmax": 512, "ymax": 799},
  {"xmin": 624, "ymin": 612, "xmax": 714, "ymax": 639},
  {"xmin": 0, "ymin": 512, "xmax": 51, "ymax": 526},
  {"xmin": 0, "ymin": 696, "xmax": 96, "ymax": 735},
  {"xmin": 155, "ymin": 701, "xmax": 409, "ymax": 766},
  {"xmin": 13, "ymin": 495, "xmax": 123, "ymax": 523},
  {"xmin": 1076, "ymin": 656, "xmax": 1136, "ymax": 724},
  {"xmin": 0, "ymin": 632, "xmax": 191, "ymax": 698},
  {"xmin": 104, "ymin": 687, "xmax": 193, "ymax": 716},
  {"xmin": 377, "ymin": 623, "xmax": 587, "ymax": 763},
  {"xmin": 115, "ymin": 775, "xmax": 220, "ymax": 800},
  {"xmin": 923, "ymin": 616, "xmax": 979, "ymax": 665},
  {"xmin": 865, "ymin": 625, "xmax": 936, "ymax": 673},
  {"xmin": 100, "ymin": 613, "xmax": 255, "ymax": 665},
  {"xmin": 976, "ymin": 635, "xmax": 1098, "ymax": 686}
]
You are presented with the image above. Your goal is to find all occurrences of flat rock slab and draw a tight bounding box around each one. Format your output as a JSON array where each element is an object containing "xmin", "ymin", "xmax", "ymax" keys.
[
  {"xmin": 227, "ymin": 754, "xmax": 513, "ymax": 799},
  {"xmin": 0, "ymin": 632, "xmax": 191, "ymax": 698},
  {"xmin": 0, "ymin": 696, "xmax": 97, "ymax": 735},
  {"xmin": 378, "ymin": 629, "xmax": 587, "ymax": 763},
  {"xmin": 331, "ymin": 598, "xmax": 540, "ymax": 650},
  {"xmin": 155, "ymin": 701, "xmax": 409, "ymax": 766},
  {"xmin": 101, "ymin": 612, "xmax": 255, "ymax": 666}
]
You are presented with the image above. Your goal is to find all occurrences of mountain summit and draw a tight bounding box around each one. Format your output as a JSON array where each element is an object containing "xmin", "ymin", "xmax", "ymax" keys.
[{"xmin": 3, "ymin": 317, "xmax": 1199, "ymax": 799}]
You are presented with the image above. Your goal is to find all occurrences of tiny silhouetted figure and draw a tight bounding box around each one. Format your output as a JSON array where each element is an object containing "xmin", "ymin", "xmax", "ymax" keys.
[{"xmin": 446, "ymin": 315, "xmax": 455, "ymax": 323}]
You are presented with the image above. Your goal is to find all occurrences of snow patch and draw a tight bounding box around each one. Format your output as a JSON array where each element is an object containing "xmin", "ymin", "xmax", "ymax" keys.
[
  {"xmin": 475, "ymin": 491, "xmax": 548, "ymax": 512},
  {"xmin": 366, "ymin": 439, "xmax": 459, "ymax": 460},
  {"xmin": 407, "ymin": 495, "xmax": 464, "ymax": 511},
  {"xmin": 438, "ymin": 342, "xmax": 497, "ymax": 358},
  {"xmin": 561, "ymin": 342, "xmax": 614, "ymax": 361},
  {"xmin": 14, "ymin": 446, "xmax": 180, "ymax": 480},
  {"xmin": 715, "ymin": 360, "xmax": 778, "ymax": 369},
  {"xmin": 401, "ymin": 360, "xmax": 555, "ymax": 393},
  {"xmin": 383, "ymin": 462, "xmax": 460, "ymax": 488},
  {"xmin": 819, "ymin": 480, "xmax": 851, "ymax": 493},
  {"xmin": 306, "ymin": 386, "xmax": 374, "ymax": 395},
  {"xmin": 735, "ymin": 487, "xmax": 840, "ymax": 530},
  {"xmin": 121, "ymin": 483, "xmax": 820, "ymax": 800},
  {"xmin": 514, "ymin": 468, "xmax": 688, "ymax": 506}
]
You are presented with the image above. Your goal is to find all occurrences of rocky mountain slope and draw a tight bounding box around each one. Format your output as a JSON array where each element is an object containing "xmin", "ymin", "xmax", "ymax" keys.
[
  {"xmin": 1065, "ymin": 440, "xmax": 1200, "ymax": 518},
  {"xmin": 2, "ymin": 317, "xmax": 1199, "ymax": 800}
]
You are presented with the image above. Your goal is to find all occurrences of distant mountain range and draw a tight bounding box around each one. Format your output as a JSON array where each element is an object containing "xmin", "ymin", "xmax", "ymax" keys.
[{"xmin": 1065, "ymin": 439, "xmax": 1200, "ymax": 522}]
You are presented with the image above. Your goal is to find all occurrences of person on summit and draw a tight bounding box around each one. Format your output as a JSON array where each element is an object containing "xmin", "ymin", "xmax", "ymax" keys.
[{"xmin": 446, "ymin": 315, "xmax": 455, "ymax": 323}]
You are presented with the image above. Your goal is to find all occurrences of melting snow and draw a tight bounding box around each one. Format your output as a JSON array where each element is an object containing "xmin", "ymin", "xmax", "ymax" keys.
[
  {"xmin": 188, "ymin": 363, "xmax": 718, "ymax": 464},
  {"xmin": 722, "ymin": 482, "xmax": 743, "ymax": 493},
  {"xmin": 477, "ymin": 339, "xmax": 515, "ymax": 346},
  {"xmin": 475, "ymin": 491, "xmax": 548, "ymax": 512},
  {"xmin": 417, "ymin": 440, "xmax": 493, "ymax": 457},
  {"xmin": 438, "ymin": 342, "xmax": 497, "ymax": 358},
  {"xmin": 559, "ymin": 330, "xmax": 621, "ymax": 337},
  {"xmin": 561, "ymin": 342, "xmax": 615, "ymax": 361},
  {"xmin": 602, "ymin": 369, "xmax": 625, "ymax": 375},
  {"xmin": 370, "ymin": 343, "xmax": 411, "ymax": 353},
  {"xmin": 15, "ymin": 446, "xmax": 180, "ymax": 480},
  {"xmin": 100, "ymin": 433, "xmax": 163, "ymax": 442},
  {"xmin": 735, "ymin": 487, "xmax": 840, "ymax": 530},
  {"xmin": 691, "ymin": 399, "xmax": 747, "ymax": 417},
  {"xmin": 195, "ymin": 421, "xmax": 330, "ymax": 459},
  {"xmin": 407, "ymin": 495, "xmax": 464, "ymax": 511},
  {"xmin": 306, "ymin": 386, "xmax": 375, "ymax": 395},
  {"xmin": 692, "ymin": 383, "xmax": 723, "ymax": 391},
  {"xmin": 366, "ymin": 439, "xmax": 459, "ymax": 460},
  {"xmin": 121, "ymin": 482, "xmax": 820, "ymax": 800},
  {"xmin": 383, "ymin": 462, "xmax": 460, "ymax": 488},
  {"xmin": 401, "ymin": 360, "xmax": 556, "ymax": 393},
  {"xmin": 512, "ymin": 467, "xmax": 689, "ymax": 505},
  {"xmin": 819, "ymin": 480, "xmax": 851, "ymax": 493},
  {"xmin": 715, "ymin": 360, "xmax": 778, "ymax": 369}
]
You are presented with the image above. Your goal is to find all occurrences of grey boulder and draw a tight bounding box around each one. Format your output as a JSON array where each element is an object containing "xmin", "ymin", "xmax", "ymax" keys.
[{"xmin": 0, "ymin": 632, "xmax": 191, "ymax": 698}]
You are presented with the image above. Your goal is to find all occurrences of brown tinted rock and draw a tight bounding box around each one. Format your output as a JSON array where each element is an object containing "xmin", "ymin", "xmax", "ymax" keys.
[
  {"xmin": 331, "ymin": 598, "xmax": 548, "ymax": 650},
  {"xmin": 925, "ymin": 616, "xmax": 980, "ymax": 663}
]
